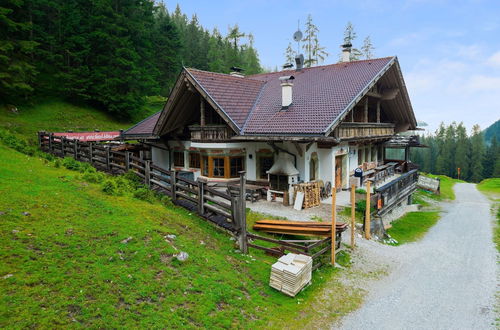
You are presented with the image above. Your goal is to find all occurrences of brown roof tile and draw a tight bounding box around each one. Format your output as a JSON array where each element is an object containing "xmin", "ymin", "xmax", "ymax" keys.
[{"xmin": 124, "ymin": 111, "xmax": 161, "ymax": 137}]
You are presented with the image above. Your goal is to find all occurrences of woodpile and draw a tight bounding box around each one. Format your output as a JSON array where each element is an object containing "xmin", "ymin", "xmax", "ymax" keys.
[
  {"xmin": 253, "ymin": 219, "xmax": 347, "ymax": 237},
  {"xmin": 292, "ymin": 182, "xmax": 321, "ymax": 209},
  {"xmin": 270, "ymin": 253, "xmax": 312, "ymax": 297}
]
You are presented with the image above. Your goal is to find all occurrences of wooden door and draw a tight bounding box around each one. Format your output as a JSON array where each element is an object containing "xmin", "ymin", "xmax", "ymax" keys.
[{"xmin": 335, "ymin": 156, "xmax": 343, "ymax": 191}]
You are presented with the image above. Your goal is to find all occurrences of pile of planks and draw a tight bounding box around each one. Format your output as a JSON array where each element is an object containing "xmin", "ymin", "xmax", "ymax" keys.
[
  {"xmin": 292, "ymin": 182, "xmax": 321, "ymax": 209},
  {"xmin": 270, "ymin": 253, "xmax": 312, "ymax": 297},
  {"xmin": 253, "ymin": 219, "xmax": 347, "ymax": 237}
]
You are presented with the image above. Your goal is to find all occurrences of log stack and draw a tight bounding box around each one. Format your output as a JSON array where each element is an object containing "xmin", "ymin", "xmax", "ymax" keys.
[{"xmin": 253, "ymin": 219, "xmax": 348, "ymax": 237}]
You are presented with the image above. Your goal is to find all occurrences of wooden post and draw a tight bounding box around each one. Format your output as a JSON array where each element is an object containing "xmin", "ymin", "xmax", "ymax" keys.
[
  {"xmin": 364, "ymin": 97, "xmax": 369, "ymax": 122},
  {"xmin": 145, "ymin": 160, "xmax": 151, "ymax": 187},
  {"xmin": 197, "ymin": 179, "xmax": 205, "ymax": 215},
  {"xmin": 239, "ymin": 171, "xmax": 248, "ymax": 254},
  {"xmin": 48, "ymin": 133, "xmax": 53, "ymax": 153},
  {"xmin": 89, "ymin": 142, "xmax": 93, "ymax": 164},
  {"xmin": 376, "ymin": 100, "xmax": 381, "ymax": 123},
  {"xmin": 125, "ymin": 152, "xmax": 130, "ymax": 171},
  {"xmin": 171, "ymin": 169, "xmax": 177, "ymax": 202},
  {"xmin": 105, "ymin": 147, "xmax": 111, "ymax": 171},
  {"xmin": 61, "ymin": 137, "xmax": 65, "ymax": 157},
  {"xmin": 351, "ymin": 184, "xmax": 356, "ymax": 248},
  {"xmin": 74, "ymin": 140, "xmax": 78, "ymax": 160},
  {"xmin": 365, "ymin": 180, "xmax": 371, "ymax": 239},
  {"xmin": 37, "ymin": 131, "xmax": 43, "ymax": 149},
  {"xmin": 200, "ymin": 98, "xmax": 205, "ymax": 127},
  {"xmin": 331, "ymin": 182, "xmax": 336, "ymax": 266}
]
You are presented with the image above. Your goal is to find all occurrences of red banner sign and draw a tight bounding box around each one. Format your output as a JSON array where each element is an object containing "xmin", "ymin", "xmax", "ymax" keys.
[{"xmin": 53, "ymin": 131, "xmax": 121, "ymax": 142}]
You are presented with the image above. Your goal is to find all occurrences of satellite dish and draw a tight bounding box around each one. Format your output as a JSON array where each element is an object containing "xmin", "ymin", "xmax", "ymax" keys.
[{"xmin": 293, "ymin": 30, "xmax": 303, "ymax": 42}]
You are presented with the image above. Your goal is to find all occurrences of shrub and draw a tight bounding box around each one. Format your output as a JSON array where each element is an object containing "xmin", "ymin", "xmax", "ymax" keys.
[
  {"xmin": 133, "ymin": 187, "xmax": 156, "ymax": 203},
  {"xmin": 54, "ymin": 159, "xmax": 61, "ymax": 168},
  {"xmin": 102, "ymin": 179, "xmax": 119, "ymax": 196},
  {"xmin": 82, "ymin": 168, "xmax": 105, "ymax": 183},
  {"xmin": 62, "ymin": 157, "xmax": 81, "ymax": 171},
  {"xmin": 355, "ymin": 188, "xmax": 366, "ymax": 194},
  {"xmin": 123, "ymin": 170, "xmax": 143, "ymax": 189},
  {"xmin": 355, "ymin": 199, "xmax": 375, "ymax": 214}
]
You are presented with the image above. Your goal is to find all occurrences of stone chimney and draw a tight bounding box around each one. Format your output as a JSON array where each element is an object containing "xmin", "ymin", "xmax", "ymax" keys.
[
  {"xmin": 341, "ymin": 42, "xmax": 352, "ymax": 62},
  {"xmin": 229, "ymin": 66, "xmax": 244, "ymax": 78},
  {"xmin": 279, "ymin": 76, "xmax": 295, "ymax": 109}
]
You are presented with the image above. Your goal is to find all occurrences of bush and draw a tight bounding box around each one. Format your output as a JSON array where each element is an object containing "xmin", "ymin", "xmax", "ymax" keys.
[
  {"xmin": 123, "ymin": 170, "xmax": 143, "ymax": 189},
  {"xmin": 355, "ymin": 200, "xmax": 375, "ymax": 214},
  {"xmin": 355, "ymin": 188, "xmax": 366, "ymax": 194},
  {"xmin": 82, "ymin": 168, "xmax": 105, "ymax": 183},
  {"xmin": 62, "ymin": 157, "xmax": 81, "ymax": 171},
  {"xmin": 133, "ymin": 187, "xmax": 156, "ymax": 203},
  {"xmin": 54, "ymin": 159, "xmax": 61, "ymax": 168},
  {"xmin": 102, "ymin": 179, "xmax": 120, "ymax": 196}
]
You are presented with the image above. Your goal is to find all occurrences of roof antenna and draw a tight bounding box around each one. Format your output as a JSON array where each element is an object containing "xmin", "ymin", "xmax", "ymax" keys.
[{"xmin": 293, "ymin": 20, "xmax": 304, "ymax": 71}]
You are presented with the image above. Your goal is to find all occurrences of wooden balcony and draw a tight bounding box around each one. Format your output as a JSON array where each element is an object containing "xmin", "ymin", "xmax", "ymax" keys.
[
  {"xmin": 336, "ymin": 122, "xmax": 395, "ymax": 140},
  {"xmin": 189, "ymin": 125, "xmax": 235, "ymax": 141}
]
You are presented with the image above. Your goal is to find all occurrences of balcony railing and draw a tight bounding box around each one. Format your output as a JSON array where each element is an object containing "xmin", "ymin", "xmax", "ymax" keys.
[
  {"xmin": 336, "ymin": 122, "xmax": 395, "ymax": 140},
  {"xmin": 189, "ymin": 125, "xmax": 235, "ymax": 141},
  {"xmin": 375, "ymin": 169, "xmax": 419, "ymax": 215}
]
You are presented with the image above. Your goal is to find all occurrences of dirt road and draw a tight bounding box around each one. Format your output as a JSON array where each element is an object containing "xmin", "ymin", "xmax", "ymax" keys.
[{"xmin": 338, "ymin": 183, "xmax": 497, "ymax": 330}]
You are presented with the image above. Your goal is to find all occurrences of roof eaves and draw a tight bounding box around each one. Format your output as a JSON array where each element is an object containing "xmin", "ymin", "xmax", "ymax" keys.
[
  {"xmin": 322, "ymin": 57, "xmax": 397, "ymax": 137},
  {"xmin": 123, "ymin": 111, "xmax": 161, "ymax": 136}
]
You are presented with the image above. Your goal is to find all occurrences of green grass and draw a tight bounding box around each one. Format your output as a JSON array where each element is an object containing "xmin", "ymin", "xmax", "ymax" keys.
[
  {"xmin": 0, "ymin": 144, "xmax": 365, "ymax": 328},
  {"xmin": 0, "ymin": 100, "xmax": 132, "ymax": 140},
  {"xmin": 385, "ymin": 211, "xmax": 441, "ymax": 245},
  {"xmin": 477, "ymin": 178, "xmax": 500, "ymax": 195}
]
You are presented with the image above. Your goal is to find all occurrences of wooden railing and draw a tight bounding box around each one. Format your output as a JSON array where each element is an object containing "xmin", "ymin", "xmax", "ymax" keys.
[
  {"xmin": 336, "ymin": 122, "xmax": 395, "ymax": 140},
  {"xmin": 375, "ymin": 169, "xmax": 419, "ymax": 215},
  {"xmin": 188, "ymin": 125, "xmax": 235, "ymax": 141},
  {"xmin": 37, "ymin": 131, "xmax": 245, "ymax": 240}
]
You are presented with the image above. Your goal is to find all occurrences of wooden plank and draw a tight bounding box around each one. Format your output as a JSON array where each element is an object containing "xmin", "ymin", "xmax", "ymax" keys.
[
  {"xmin": 150, "ymin": 172, "xmax": 171, "ymax": 183},
  {"xmin": 312, "ymin": 244, "xmax": 331, "ymax": 259},
  {"xmin": 150, "ymin": 178, "xmax": 171, "ymax": 191},
  {"xmin": 176, "ymin": 191, "xmax": 198, "ymax": 204},
  {"xmin": 110, "ymin": 162, "xmax": 125, "ymax": 170},
  {"xmin": 150, "ymin": 163, "xmax": 170, "ymax": 175},
  {"xmin": 204, "ymin": 186, "xmax": 231, "ymax": 200},
  {"xmin": 177, "ymin": 175, "xmax": 197, "ymax": 186},
  {"xmin": 175, "ymin": 183, "xmax": 198, "ymax": 195},
  {"xmin": 129, "ymin": 162, "xmax": 144, "ymax": 171},
  {"xmin": 203, "ymin": 194, "xmax": 231, "ymax": 210},
  {"xmin": 246, "ymin": 233, "xmax": 308, "ymax": 251},
  {"xmin": 203, "ymin": 203, "xmax": 231, "ymax": 219}
]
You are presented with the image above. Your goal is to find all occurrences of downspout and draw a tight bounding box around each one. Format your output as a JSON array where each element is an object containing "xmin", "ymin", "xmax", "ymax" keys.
[{"xmin": 268, "ymin": 142, "xmax": 297, "ymax": 168}]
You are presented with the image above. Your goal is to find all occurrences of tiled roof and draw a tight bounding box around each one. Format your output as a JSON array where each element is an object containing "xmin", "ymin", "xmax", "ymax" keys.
[
  {"xmin": 124, "ymin": 111, "xmax": 161, "ymax": 137},
  {"xmin": 127, "ymin": 57, "xmax": 403, "ymax": 137},
  {"xmin": 243, "ymin": 57, "xmax": 394, "ymax": 134},
  {"xmin": 186, "ymin": 69, "xmax": 265, "ymax": 129}
]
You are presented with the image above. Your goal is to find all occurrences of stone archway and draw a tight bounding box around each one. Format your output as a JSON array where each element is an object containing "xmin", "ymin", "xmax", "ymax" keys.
[{"xmin": 309, "ymin": 152, "xmax": 319, "ymax": 181}]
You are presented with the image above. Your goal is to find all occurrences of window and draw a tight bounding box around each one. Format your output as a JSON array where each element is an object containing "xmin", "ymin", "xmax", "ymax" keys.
[
  {"xmin": 189, "ymin": 152, "xmax": 200, "ymax": 168},
  {"xmin": 230, "ymin": 157, "xmax": 244, "ymax": 177},
  {"xmin": 173, "ymin": 151, "xmax": 184, "ymax": 167},
  {"xmin": 212, "ymin": 157, "xmax": 225, "ymax": 177},
  {"xmin": 258, "ymin": 155, "xmax": 274, "ymax": 179},
  {"xmin": 202, "ymin": 156, "xmax": 209, "ymax": 176}
]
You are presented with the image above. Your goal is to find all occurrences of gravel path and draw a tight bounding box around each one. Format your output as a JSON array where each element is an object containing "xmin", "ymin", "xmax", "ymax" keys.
[{"xmin": 337, "ymin": 183, "xmax": 497, "ymax": 330}]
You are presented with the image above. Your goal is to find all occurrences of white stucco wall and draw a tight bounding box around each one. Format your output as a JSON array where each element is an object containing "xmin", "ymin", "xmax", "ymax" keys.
[{"xmin": 151, "ymin": 146, "xmax": 170, "ymax": 170}]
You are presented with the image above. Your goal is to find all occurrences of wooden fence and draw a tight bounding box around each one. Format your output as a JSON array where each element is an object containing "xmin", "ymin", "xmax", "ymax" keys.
[{"xmin": 38, "ymin": 131, "xmax": 343, "ymax": 265}]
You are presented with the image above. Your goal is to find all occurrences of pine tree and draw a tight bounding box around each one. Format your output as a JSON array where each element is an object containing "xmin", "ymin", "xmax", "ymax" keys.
[
  {"xmin": 435, "ymin": 123, "xmax": 447, "ymax": 174},
  {"xmin": 0, "ymin": 0, "xmax": 38, "ymax": 103},
  {"xmin": 302, "ymin": 14, "xmax": 327, "ymax": 67},
  {"xmin": 454, "ymin": 122, "xmax": 470, "ymax": 180},
  {"xmin": 227, "ymin": 24, "xmax": 245, "ymax": 50},
  {"xmin": 361, "ymin": 36, "xmax": 375, "ymax": 59},
  {"xmin": 469, "ymin": 124, "xmax": 485, "ymax": 182},
  {"xmin": 284, "ymin": 42, "xmax": 295, "ymax": 65},
  {"xmin": 342, "ymin": 22, "xmax": 362, "ymax": 61},
  {"xmin": 483, "ymin": 136, "xmax": 498, "ymax": 178}
]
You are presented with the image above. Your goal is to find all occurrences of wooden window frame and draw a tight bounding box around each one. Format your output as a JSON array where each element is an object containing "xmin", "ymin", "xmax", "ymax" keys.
[
  {"xmin": 173, "ymin": 151, "xmax": 185, "ymax": 167},
  {"xmin": 189, "ymin": 152, "xmax": 201, "ymax": 169},
  {"xmin": 200, "ymin": 155, "xmax": 245, "ymax": 179},
  {"xmin": 230, "ymin": 156, "xmax": 244, "ymax": 178},
  {"xmin": 257, "ymin": 154, "xmax": 274, "ymax": 180}
]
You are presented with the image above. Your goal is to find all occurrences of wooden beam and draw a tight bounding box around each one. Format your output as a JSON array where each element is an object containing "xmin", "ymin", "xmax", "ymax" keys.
[
  {"xmin": 305, "ymin": 142, "xmax": 314, "ymax": 151},
  {"xmin": 376, "ymin": 100, "xmax": 381, "ymax": 123},
  {"xmin": 292, "ymin": 142, "xmax": 303, "ymax": 157},
  {"xmin": 364, "ymin": 97, "xmax": 369, "ymax": 123},
  {"xmin": 200, "ymin": 97, "xmax": 205, "ymax": 127},
  {"xmin": 331, "ymin": 179, "xmax": 336, "ymax": 265}
]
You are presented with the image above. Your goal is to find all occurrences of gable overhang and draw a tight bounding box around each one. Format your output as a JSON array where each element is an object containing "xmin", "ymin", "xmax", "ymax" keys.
[
  {"xmin": 323, "ymin": 57, "xmax": 417, "ymax": 137},
  {"xmin": 153, "ymin": 68, "xmax": 241, "ymax": 137}
]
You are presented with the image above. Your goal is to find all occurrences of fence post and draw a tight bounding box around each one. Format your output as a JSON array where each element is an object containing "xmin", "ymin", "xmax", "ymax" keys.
[
  {"xmin": 105, "ymin": 147, "xmax": 110, "ymax": 171},
  {"xmin": 61, "ymin": 137, "xmax": 65, "ymax": 157},
  {"xmin": 37, "ymin": 131, "xmax": 43, "ymax": 149},
  {"xmin": 365, "ymin": 180, "xmax": 372, "ymax": 239},
  {"xmin": 74, "ymin": 140, "xmax": 78, "ymax": 160},
  {"xmin": 197, "ymin": 178, "xmax": 205, "ymax": 215},
  {"xmin": 331, "ymin": 182, "xmax": 336, "ymax": 266},
  {"xmin": 145, "ymin": 160, "xmax": 151, "ymax": 187},
  {"xmin": 89, "ymin": 142, "xmax": 93, "ymax": 164},
  {"xmin": 125, "ymin": 151, "xmax": 130, "ymax": 171},
  {"xmin": 351, "ymin": 184, "xmax": 356, "ymax": 248},
  {"xmin": 171, "ymin": 169, "xmax": 177, "ymax": 202},
  {"xmin": 238, "ymin": 171, "xmax": 248, "ymax": 254},
  {"xmin": 48, "ymin": 133, "xmax": 53, "ymax": 153}
]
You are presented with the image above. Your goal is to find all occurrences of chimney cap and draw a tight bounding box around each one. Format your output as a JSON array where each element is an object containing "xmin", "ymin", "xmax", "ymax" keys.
[
  {"xmin": 230, "ymin": 66, "xmax": 244, "ymax": 72},
  {"xmin": 341, "ymin": 42, "xmax": 352, "ymax": 48},
  {"xmin": 282, "ymin": 63, "xmax": 294, "ymax": 69},
  {"xmin": 279, "ymin": 75, "xmax": 295, "ymax": 82}
]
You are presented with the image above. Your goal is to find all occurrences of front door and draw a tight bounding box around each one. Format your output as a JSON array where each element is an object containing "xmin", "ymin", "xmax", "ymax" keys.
[{"xmin": 335, "ymin": 156, "xmax": 343, "ymax": 191}]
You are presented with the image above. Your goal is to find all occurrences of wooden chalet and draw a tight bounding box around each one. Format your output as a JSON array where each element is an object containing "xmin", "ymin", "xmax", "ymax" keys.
[{"xmin": 124, "ymin": 55, "xmax": 419, "ymax": 210}]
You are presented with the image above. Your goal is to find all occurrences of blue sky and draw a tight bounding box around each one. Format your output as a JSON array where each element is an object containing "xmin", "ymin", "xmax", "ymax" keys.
[{"xmin": 165, "ymin": 0, "xmax": 500, "ymax": 133}]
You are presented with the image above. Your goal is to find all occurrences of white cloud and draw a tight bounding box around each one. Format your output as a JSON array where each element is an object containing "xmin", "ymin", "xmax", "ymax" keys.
[
  {"xmin": 466, "ymin": 75, "xmax": 500, "ymax": 91},
  {"xmin": 487, "ymin": 51, "xmax": 500, "ymax": 67}
]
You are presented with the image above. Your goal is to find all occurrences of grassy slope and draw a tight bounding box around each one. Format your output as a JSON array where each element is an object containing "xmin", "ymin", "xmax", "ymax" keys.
[
  {"xmin": 385, "ymin": 174, "xmax": 463, "ymax": 245},
  {"xmin": 0, "ymin": 100, "xmax": 134, "ymax": 140},
  {"xmin": 477, "ymin": 178, "xmax": 500, "ymax": 252},
  {"xmin": 0, "ymin": 102, "xmax": 364, "ymax": 328}
]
